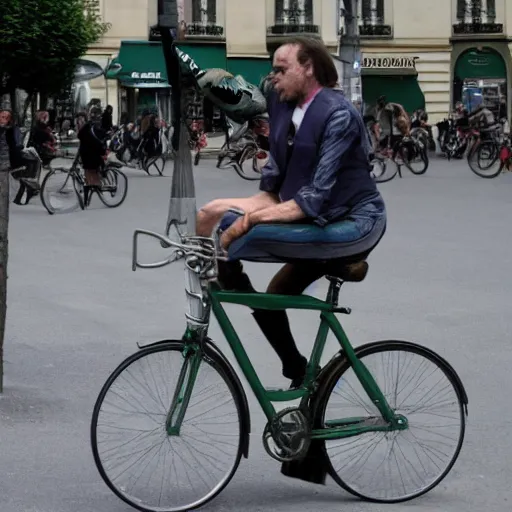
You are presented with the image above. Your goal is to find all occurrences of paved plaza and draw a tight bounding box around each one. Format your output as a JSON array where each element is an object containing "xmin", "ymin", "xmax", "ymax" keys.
[{"xmin": 0, "ymin": 156, "xmax": 511, "ymax": 512}]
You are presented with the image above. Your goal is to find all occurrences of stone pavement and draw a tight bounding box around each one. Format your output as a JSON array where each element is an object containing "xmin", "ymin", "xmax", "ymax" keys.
[{"xmin": 0, "ymin": 156, "xmax": 511, "ymax": 512}]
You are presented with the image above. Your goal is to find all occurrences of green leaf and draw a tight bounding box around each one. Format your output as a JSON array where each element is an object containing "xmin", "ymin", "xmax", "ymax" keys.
[{"xmin": 0, "ymin": 0, "xmax": 110, "ymax": 96}]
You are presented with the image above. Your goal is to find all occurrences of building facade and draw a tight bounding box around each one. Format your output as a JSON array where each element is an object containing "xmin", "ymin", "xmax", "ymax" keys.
[{"xmin": 81, "ymin": 0, "xmax": 512, "ymax": 123}]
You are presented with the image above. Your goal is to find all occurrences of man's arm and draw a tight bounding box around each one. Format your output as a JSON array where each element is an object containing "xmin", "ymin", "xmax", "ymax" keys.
[{"xmin": 251, "ymin": 108, "xmax": 359, "ymax": 225}]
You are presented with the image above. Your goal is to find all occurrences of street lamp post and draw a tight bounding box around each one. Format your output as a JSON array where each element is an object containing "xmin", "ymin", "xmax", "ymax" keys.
[
  {"xmin": 158, "ymin": 0, "xmax": 197, "ymax": 238},
  {"xmin": 338, "ymin": 0, "xmax": 362, "ymax": 103}
]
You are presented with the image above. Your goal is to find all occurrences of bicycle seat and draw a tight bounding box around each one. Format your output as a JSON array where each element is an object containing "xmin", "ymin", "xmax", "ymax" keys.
[
  {"xmin": 326, "ymin": 260, "xmax": 369, "ymax": 282},
  {"xmin": 218, "ymin": 209, "xmax": 385, "ymax": 269}
]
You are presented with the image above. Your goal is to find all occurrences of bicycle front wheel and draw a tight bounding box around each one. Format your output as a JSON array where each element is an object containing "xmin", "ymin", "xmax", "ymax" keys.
[
  {"xmin": 316, "ymin": 340, "xmax": 466, "ymax": 503},
  {"xmin": 40, "ymin": 168, "xmax": 83, "ymax": 214},
  {"xmin": 372, "ymin": 157, "xmax": 398, "ymax": 183},
  {"xmin": 97, "ymin": 168, "xmax": 128, "ymax": 208},
  {"xmin": 91, "ymin": 340, "xmax": 244, "ymax": 512}
]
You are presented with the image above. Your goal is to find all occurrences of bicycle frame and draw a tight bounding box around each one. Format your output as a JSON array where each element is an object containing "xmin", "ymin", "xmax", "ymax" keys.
[
  {"xmin": 168, "ymin": 284, "xmax": 406, "ymax": 441},
  {"xmin": 132, "ymin": 229, "xmax": 407, "ymax": 443}
]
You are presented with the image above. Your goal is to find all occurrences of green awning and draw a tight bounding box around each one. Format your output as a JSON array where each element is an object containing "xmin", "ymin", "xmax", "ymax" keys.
[
  {"xmin": 454, "ymin": 48, "xmax": 506, "ymax": 80},
  {"xmin": 105, "ymin": 41, "xmax": 169, "ymax": 88},
  {"xmin": 362, "ymin": 75, "xmax": 425, "ymax": 114},
  {"xmin": 227, "ymin": 57, "xmax": 272, "ymax": 87},
  {"xmin": 105, "ymin": 41, "xmax": 228, "ymax": 88}
]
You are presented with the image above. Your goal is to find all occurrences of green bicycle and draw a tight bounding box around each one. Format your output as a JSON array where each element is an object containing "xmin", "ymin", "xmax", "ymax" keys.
[{"xmin": 91, "ymin": 226, "xmax": 468, "ymax": 512}]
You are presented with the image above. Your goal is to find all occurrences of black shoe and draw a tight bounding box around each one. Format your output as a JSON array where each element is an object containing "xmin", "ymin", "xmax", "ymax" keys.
[{"xmin": 289, "ymin": 362, "xmax": 321, "ymax": 390}]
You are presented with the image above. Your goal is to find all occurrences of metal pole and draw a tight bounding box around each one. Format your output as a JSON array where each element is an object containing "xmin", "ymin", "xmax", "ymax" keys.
[
  {"xmin": 158, "ymin": 0, "xmax": 197, "ymax": 237},
  {"xmin": 339, "ymin": 0, "xmax": 361, "ymax": 102}
]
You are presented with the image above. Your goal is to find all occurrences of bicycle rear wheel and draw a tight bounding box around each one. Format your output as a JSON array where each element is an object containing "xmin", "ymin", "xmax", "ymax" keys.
[
  {"xmin": 96, "ymin": 168, "xmax": 128, "ymax": 208},
  {"xmin": 40, "ymin": 168, "xmax": 83, "ymax": 214},
  {"xmin": 315, "ymin": 341, "xmax": 466, "ymax": 503},
  {"xmin": 402, "ymin": 142, "xmax": 429, "ymax": 175},
  {"xmin": 468, "ymin": 141, "xmax": 502, "ymax": 178},
  {"xmin": 91, "ymin": 340, "xmax": 244, "ymax": 512}
]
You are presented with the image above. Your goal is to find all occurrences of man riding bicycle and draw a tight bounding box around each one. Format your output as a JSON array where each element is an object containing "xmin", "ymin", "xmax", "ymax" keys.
[{"xmin": 197, "ymin": 37, "xmax": 386, "ymax": 390}]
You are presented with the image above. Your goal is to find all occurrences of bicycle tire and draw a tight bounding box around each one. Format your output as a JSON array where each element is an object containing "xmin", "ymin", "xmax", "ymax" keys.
[
  {"xmin": 406, "ymin": 149, "xmax": 429, "ymax": 175},
  {"xmin": 314, "ymin": 340, "xmax": 466, "ymax": 503},
  {"xmin": 40, "ymin": 168, "xmax": 84, "ymax": 215},
  {"xmin": 372, "ymin": 158, "xmax": 397, "ymax": 183},
  {"xmin": 468, "ymin": 141, "xmax": 502, "ymax": 178},
  {"xmin": 96, "ymin": 168, "xmax": 128, "ymax": 208},
  {"xmin": 91, "ymin": 340, "xmax": 245, "ymax": 512},
  {"xmin": 401, "ymin": 141, "xmax": 429, "ymax": 175}
]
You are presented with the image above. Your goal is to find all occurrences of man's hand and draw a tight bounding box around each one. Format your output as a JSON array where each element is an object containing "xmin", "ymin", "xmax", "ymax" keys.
[
  {"xmin": 220, "ymin": 200, "xmax": 306, "ymax": 250},
  {"xmin": 220, "ymin": 213, "xmax": 252, "ymax": 249}
]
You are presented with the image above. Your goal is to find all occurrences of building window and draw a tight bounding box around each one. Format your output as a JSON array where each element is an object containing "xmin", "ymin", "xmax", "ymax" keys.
[
  {"xmin": 337, "ymin": 0, "xmax": 391, "ymax": 37},
  {"xmin": 360, "ymin": 0, "xmax": 385, "ymax": 25},
  {"xmin": 192, "ymin": 0, "xmax": 216, "ymax": 25},
  {"xmin": 456, "ymin": 0, "xmax": 496, "ymax": 24},
  {"xmin": 275, "ymin": 0, "xmax": 314, "ymax": 25}
]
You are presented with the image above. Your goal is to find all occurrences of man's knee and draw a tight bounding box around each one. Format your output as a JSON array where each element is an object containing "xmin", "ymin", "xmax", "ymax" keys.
[{"xmin": 196, "ymin": 199, "xmax": 229, "ymax": 235}]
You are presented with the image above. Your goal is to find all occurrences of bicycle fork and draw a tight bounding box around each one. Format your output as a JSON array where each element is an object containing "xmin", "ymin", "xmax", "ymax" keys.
[{"xmin": 165, "ymin": 344, "xmax": 202, "ymax": 436}]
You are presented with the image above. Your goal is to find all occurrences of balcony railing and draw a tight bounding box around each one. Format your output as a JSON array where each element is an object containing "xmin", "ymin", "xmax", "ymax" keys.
[
  {"xmin": 452, "ymin": 21, "xmax": 503, "ymax": 35},
  {"xmin": 149, "ymin": 23, "xmax": 224, "ymax": 42},
  {"xmin": 359, "ymin": 23, "xmax": 392, "ymax": 37},
  {"xmin": 267, "ymin": 6, "xmax": 319, "ymax": 38},
  {"xmin": 185, "ymin": 23, "xmax": 224, "ymax": 37},
  {"xmin": 268, "ymin": 24, "xmax": 319, "ymax": 35}
]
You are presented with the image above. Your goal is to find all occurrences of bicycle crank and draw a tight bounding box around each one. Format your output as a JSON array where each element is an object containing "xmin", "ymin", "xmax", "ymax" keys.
[{"xmin": 262, "ymin": 407, "xmax": 311, "ymax": 462}]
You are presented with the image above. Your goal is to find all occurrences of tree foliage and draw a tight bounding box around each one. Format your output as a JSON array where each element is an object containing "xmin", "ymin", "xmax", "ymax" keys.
[{"xmin": 0, "ymin": 0, "xmax": 110, "ymax": 97}]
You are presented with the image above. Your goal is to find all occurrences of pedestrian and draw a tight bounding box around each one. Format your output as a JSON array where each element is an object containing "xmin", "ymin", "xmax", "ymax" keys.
[
  {"xmin": 101, "ymin": 105, "xmax": 114, "ymax": 133},
  {"xmin": 0, "ymin": 109, "xmax": 40, "ymax": 205},
  {"xmin": 77, "ymin": 106, "xmax": 108, "ymax": 204}
]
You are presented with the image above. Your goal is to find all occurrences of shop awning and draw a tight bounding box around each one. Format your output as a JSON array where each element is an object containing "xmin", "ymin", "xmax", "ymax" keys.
[
  {"xmin": 362, "ymin": 74, "xmax": 425, "ymax": 113},
  {"xmin": 105, "ymin": 41, "xmax": 229, "ymax": 88},
  {"xmin": 105, "ymin": 41, "xmax": 170, "ymax": 88},
  {"xmin": 455, "ymin": 48, "xmax": 506, "ymax": 80}
]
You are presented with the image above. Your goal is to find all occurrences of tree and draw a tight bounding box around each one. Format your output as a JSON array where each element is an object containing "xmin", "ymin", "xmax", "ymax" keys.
[
  {"xmin": 0, "ymin": 0, "xmax": 109, "ymax": 392},
  {"xmin": 0, "ymin": 0, "xmax": 110, "ymax": 119},
  {"xmin": 0, "ymin": 125, "xmax": 9, "ymax": 393}
]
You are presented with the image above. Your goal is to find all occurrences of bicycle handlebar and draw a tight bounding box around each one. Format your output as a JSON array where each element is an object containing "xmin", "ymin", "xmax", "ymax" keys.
[{"xmin": 132, "ymin": 229, "xmax": 218, "ymax": 272}]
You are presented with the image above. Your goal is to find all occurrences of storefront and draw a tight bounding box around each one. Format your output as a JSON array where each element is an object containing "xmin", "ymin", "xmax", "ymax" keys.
[
  {"xmin": 360, "ymin": 55, "xmax": 426, "ymax": 114},
  {"xmin": 105, "ymin": 41, "xmax": 171, "ymax": 123},
  {"xmin": 452, "ymin": 45, "xmax": 509, "ymax": 119}
]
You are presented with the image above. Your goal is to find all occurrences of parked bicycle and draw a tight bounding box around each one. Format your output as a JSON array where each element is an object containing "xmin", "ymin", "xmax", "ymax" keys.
[
  {"xmin": 191, "ymin": 112, "xmax": 269, "ymax": 181},
  {"xmin": 40, "ymin": 153, "xmax": 128, "ymax": 214},
  {"xmin": 109, "ymin": 125, "xmax": 166, "ymax": 176},
  {"xmin": 466, "ymin": 126, "xmax": 509, "ymax": 179},
  {"xmin": 371, "ymin": 136, "xmax": 429, "ymax": 183},
  {"xmin": 90, "ymin": 221, "xmax": 468, "ymax": 512}
]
